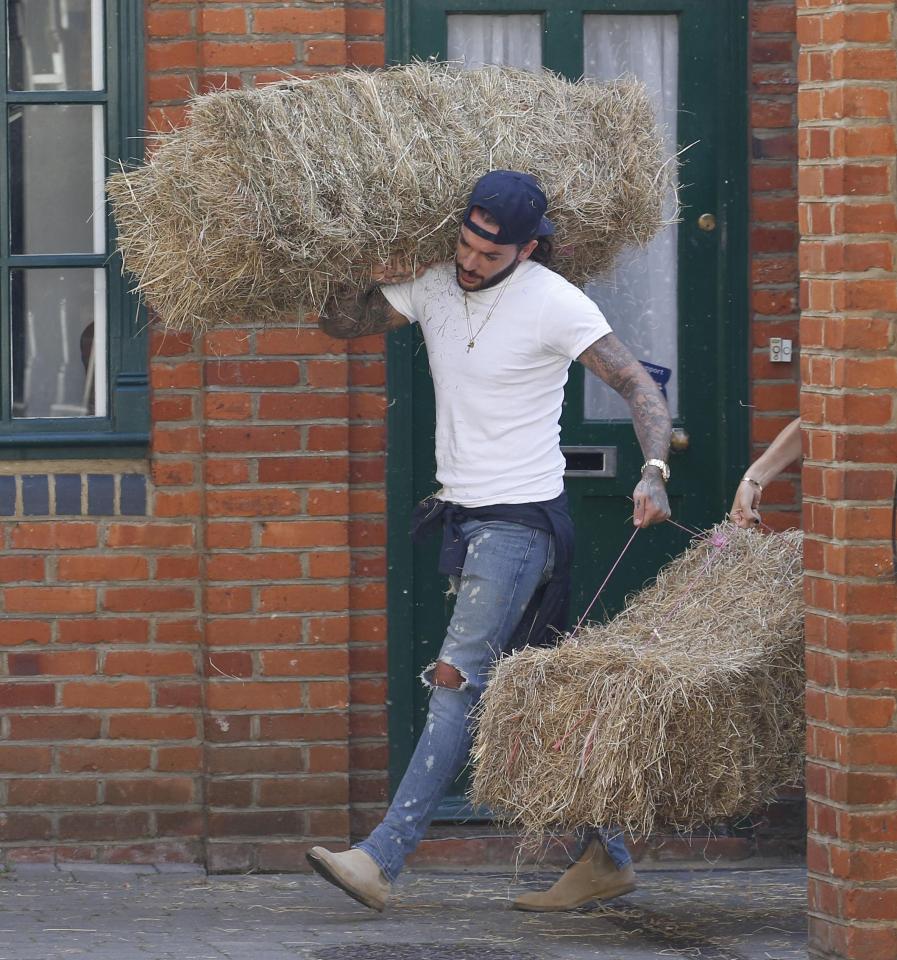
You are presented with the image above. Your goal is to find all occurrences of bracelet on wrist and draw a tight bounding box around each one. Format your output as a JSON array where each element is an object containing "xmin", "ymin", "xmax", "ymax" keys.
[{"xmin": 742, "ymin": 476, "xmax": 763, "ymax": 493}]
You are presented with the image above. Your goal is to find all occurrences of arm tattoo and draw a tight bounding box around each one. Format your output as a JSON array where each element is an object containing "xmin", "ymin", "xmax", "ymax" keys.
[
  {"xmin": 578, "ymin": 333, "xmax": 672, "ymax": 463},
  {"xmin": 318, "ymin": 284, "xmax": 401, "ymax": 339}
]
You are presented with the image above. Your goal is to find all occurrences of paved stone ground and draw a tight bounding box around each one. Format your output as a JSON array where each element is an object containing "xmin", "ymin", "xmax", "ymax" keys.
[{"xmin": 0, "ymin": 863, "xmax": 806, "ymax": 960}]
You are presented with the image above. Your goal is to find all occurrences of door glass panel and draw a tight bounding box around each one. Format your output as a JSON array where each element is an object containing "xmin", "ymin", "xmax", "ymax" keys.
[
  {"xmin": 8, "ymin": 104, "xmax": 106, "ymax": 254},
  {"xmin": 10, "ymin": 268, "xmax": 107, "ymax": 419},
  {"xmin": 447, "ymin": 14, "xmax": 542, "ymax": 70},
  {"xmin": 7, "ymin": 0, "xmax": 104, "ymax": 91},
  {"xmin": 582, "ymin": 15, "xmax": 679, "ymax": 420}
]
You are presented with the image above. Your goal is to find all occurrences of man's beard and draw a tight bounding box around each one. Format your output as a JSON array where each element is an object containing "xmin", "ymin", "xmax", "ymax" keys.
[{"xmin": 455, "ymin": 257, "xmax": 520, "ymax": 292}]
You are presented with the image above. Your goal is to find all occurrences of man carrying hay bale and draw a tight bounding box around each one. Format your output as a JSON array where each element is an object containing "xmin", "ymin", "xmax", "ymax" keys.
[{"xmin": 305, "ymin": 170, "xmax": 672, "ymax": 912}]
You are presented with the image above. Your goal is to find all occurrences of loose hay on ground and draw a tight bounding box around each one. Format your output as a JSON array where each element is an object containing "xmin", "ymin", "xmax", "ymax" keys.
[
  {"xmin": 469, "ymin": 524, "xmax": 804, "ymax": 840},
  {"xmin": 107, "ymin": 62, "xmax": 674, "ymax": 331}
]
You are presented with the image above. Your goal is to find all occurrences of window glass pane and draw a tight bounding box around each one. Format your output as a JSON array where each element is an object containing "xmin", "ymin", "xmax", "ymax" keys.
[
  {"xmin": 11, "ymin": 268, "xmax": 107, "ymax": 419},
  {"xmin": 7, "ymin": 0, "xmax": 104, "ymax": 91},
  {"xmin": 9, "ymin": 104, "xmax": 106, "ymax": 255},
  {"xmin": 582, "ymin": 15, "xmax": 680, "ymax": 420},
  {"xmin": 447, "ymin": 14, "xmax": 542, "ymax": 71}
]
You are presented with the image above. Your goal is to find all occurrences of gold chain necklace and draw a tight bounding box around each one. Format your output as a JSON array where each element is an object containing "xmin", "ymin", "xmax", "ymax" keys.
[{"xmin": 463, "ymin": 281, "xmax": 508, "ymax": 352}]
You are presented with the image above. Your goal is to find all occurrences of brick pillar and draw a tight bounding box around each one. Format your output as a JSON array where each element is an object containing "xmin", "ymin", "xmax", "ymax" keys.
[
  {"xmin": 200, "ymin": 322, "xmax": 353, "ymax": 873},
  {"xmin": 798, "ymin": 2, "xmax": 897, "ymax": 957}
]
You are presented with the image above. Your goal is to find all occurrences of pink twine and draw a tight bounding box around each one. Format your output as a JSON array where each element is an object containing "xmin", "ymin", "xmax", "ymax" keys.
[
  {"xmin": 572, "ymin": 526, "xmax": 640, "ymax": 633},
  {"xmin": 508, "ymin": 739, "xmax": 520, "ymax": 772},
  {"xmin": 577, "ymin": 716, "xmax": 601, "ymax": 776},
  {"xmin": 665, "ymin": 516, "xmax": 703, "ymax": 537},
  {"xmin": 652, "ymin": 523, "xmax": 737, "ymax": 629},
  {"xmin": 552, "ymin": 712, "xmax": 590, "ymax": 751},
  {"xmin": 571, "ymin": 514, "xmax": 698, "ymax": 635},
  {"xmin": 570, "ymin": 513, "xmax": 739, "ymax": 638}
]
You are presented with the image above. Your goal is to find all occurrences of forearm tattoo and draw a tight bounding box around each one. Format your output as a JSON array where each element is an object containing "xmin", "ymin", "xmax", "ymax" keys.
[
  {"xmin": 318, "ymin": 284, "xmax": 397, "ymax": 339},
  {"xmin": 578, "ymin": 334, "xmax": 672, "ymax": 463}
]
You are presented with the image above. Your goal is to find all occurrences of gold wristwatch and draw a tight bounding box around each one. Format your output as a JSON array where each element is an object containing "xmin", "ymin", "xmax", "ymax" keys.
[{"xmin": 641, "ymin": 459, "xmax": 670, "ymax": 482}]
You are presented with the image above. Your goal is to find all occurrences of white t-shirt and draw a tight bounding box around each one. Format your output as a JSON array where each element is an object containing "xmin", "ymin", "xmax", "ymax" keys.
[{"xmin": 381, "ymin": 260, "xmax": 612, "ymax": 507}]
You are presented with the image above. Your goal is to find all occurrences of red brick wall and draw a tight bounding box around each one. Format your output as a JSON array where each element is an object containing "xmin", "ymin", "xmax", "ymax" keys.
[
  {"xmin": 797, "ymin": 1, "xmax": 897, "ymax": 957},
  {"xmin": 1, "ymin": 496, "xmax": 205, "ymax": 864},
  {"xmin": 751, "ymin": 1, "xmax": 802, "ymax": 529},
  {"xmin": 0, "ymin": 2, "xmax": 388, "ymax": 869},
  {"xmin": 146, "ymin": 1, "xmax": 386, "ymax": 130}
]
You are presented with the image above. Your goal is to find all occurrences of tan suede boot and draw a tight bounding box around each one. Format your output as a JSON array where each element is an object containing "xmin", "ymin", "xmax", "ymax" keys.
[
  {"xmin": 306, "ymin": 846, "xmax": 391, "ymax": 912},
  {"xmin": 512, "ymin": 840, "xmax": 636, "ymax": 912}
]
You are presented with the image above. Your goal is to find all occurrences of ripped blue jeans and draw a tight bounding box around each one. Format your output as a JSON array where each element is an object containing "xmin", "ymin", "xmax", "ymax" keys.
[{"xmin": 357, "ymin": 518, "xmax": 630, "ymax": 882}]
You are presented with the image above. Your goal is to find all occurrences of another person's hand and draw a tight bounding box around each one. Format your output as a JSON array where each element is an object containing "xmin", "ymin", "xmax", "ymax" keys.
[
  {"xmin": 632, "ymin": 474, "xmax": 671, "ymax": 528},
  {"xmin": 730, "ymin": 478, "xmax": 762, "ymax": 528},
  {"xmin": 728, "ymin": 418, "xmax": 801, "ymax": 529},
  {"xmin": 370, "ymin": 256, "xmax": 429, "ymax": 286}
]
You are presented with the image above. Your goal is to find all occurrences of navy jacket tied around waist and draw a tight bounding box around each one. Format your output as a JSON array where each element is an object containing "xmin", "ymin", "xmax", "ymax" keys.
[{"xmin": 410, "ymin": 492, "xmax": 574, "ymax": 651}]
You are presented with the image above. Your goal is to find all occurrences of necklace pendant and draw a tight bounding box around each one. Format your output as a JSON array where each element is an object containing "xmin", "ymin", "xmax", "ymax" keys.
[{"xmin": 467, "ymin": 340, "xmax": 475, "ymax": 352}]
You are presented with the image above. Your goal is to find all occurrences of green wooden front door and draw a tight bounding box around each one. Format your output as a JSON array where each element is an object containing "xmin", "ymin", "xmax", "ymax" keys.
[{"xmin": 386, "ymin": 0, "xmax": 749, "ymax": 815}]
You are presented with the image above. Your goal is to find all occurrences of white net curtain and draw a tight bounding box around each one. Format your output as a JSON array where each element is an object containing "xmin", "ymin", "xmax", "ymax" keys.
[{"xmin": 447, "ymin": 13, "xmax": 542, "ymax": 70}]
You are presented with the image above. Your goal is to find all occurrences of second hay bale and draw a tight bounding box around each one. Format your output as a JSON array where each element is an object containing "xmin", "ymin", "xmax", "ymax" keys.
[
  {"xmin": 107, "ymin": 62, "xmax": 673, "ymax": 330},
  {"xmin": 470, "ymin": 525, "xmax": 805, "ymax": 839}
]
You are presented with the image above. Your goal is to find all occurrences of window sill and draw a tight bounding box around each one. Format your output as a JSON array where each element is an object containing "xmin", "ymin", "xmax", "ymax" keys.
[{"xmin": 0, "ymin": 432, "xmax": 149, "ymax": 461}]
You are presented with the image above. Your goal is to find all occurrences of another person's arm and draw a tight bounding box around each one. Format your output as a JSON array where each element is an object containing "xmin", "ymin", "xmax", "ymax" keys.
[
  {"xmin": 318, "ymin": 258, "xmax": 424, "ymax": 339},
  {"xmin": 577, "ymin": 334, "xmax": 672, "ymax": 529},
  {"xmin": 729, "ymin": 417, "xmax": 802, "ymax": 528}
]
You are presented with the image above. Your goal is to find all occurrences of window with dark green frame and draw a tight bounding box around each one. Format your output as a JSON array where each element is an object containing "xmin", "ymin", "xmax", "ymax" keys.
[{"xmin": 0, "ymin": 0, "xmax": 147, "ymax": 460}]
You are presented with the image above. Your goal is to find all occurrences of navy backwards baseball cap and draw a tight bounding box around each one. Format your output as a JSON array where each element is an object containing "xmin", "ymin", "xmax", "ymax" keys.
[{"xmin": 463, "ymin": 170, "xmax": 555, "ymax": 246}]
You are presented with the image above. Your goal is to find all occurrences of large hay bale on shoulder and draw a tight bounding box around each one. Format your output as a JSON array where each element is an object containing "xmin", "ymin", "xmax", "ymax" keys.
[
  {"xmin": 107, "ymin": 62, "xmax": 673, "ymax": 330},
  {"xmin": 470, "ymin": 524, "xmax": 804, "ymax": 839}
]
